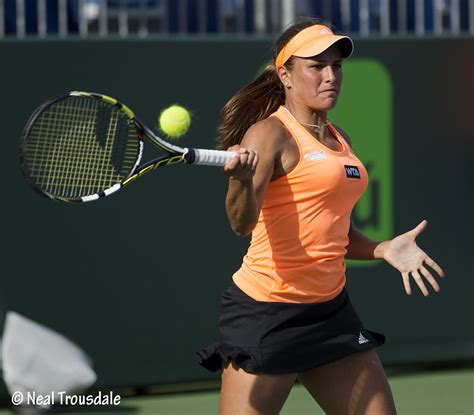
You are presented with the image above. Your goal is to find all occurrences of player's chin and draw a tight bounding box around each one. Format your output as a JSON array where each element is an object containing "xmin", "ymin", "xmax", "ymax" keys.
[{"xmin": 315, "ymin": 98, "xmax": 338, "ymax": 112}]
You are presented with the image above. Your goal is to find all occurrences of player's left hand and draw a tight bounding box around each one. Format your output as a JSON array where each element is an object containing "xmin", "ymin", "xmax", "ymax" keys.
[{"xmin": 381, "ymin": 220, "xmax": 445, "ymax": 296}]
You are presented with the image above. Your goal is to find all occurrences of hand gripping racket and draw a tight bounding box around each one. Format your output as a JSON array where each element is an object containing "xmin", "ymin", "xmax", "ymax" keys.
[{"xmin": 20, "ymin": 91, "xmax": 236, "ymax": 203}]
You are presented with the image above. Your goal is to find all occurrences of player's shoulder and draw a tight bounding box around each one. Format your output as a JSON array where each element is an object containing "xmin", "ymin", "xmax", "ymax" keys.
[
  {"xmin": 331, "ymin": 123, "xmax": 353, "ymax": 148},
  {"xmin": 241, "ymin": 116, "xmax": 289, "ymax": 151}
]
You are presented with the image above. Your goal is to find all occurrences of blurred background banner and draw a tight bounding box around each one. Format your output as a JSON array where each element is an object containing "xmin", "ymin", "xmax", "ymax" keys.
[
  {"xmin": 0, "ymin": 0, "xmax": 472, "ymax": 399},
  {"xmin": 1, "ymin": 0, "xmax": 473, "ymax": 37}
]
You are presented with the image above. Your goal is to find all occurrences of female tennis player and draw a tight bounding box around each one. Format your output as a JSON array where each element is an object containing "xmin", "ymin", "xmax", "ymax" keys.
[{"xmin": 198, "ymin": 17, "xmax": 445, "ymax": 415}]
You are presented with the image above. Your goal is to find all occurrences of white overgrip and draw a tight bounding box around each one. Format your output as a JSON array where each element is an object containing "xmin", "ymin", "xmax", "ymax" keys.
[{"xmin": 192, "ymin": 149, "xmax": 238, "ymax": 167}]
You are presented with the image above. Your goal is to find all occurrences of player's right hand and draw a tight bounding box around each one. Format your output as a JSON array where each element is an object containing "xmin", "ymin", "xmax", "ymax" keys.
[{"xmin": 223, "ymin": 145, "xmax": 259, "ymax": 182}]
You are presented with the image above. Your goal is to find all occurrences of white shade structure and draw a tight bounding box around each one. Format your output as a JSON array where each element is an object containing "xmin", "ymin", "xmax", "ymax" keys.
[{"xmin": 2, "ymin": 312, "xmax": 96, "ymax": 398}]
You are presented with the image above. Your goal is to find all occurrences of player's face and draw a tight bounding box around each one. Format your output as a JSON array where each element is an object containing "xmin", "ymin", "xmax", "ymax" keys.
[{"xmin": 288, "ymin": 45, "xmax": 343, "ymax": 112}]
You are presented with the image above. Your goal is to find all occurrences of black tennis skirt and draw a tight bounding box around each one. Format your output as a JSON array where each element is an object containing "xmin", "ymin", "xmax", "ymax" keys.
[{"xmin": 197, "ymin": 281, "xmax": 385, "ymax": 374}]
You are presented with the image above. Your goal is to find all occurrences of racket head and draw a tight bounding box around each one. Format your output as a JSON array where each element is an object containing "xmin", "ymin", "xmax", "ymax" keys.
[{"xmin": 20, "ymin": 92, "xmax": 144, "ymax": 202}]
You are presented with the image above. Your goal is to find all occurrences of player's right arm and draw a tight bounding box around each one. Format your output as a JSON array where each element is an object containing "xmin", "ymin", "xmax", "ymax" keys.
[{"xmin": 223, "ymin": 118, "xmax": 285, "ymax": 236}]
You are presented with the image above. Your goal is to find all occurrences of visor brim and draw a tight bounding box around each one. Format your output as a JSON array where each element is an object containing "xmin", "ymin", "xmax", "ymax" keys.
[{"xmin": 293, "ymin": 35, "xmax": 354, "ymax": 60}]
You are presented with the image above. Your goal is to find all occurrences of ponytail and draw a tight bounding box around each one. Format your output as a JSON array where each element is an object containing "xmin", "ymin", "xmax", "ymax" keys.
[{"xmin": 217, "ymin": 64, "xmax": 284, "ymax": 150}]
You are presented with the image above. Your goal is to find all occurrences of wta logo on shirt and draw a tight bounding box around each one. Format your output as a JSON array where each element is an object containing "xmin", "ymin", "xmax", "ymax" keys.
[{"xmin": 344, "ymin": 165, "xmax": 361, "ymax": 179}]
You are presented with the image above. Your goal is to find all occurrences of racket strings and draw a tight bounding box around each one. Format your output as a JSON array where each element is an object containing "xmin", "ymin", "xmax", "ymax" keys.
[
  {"xmin": 23, "ymin": 96, "xmax": 140, "ymax": 198},
  {"xmin": 27, "ymin": 102, "xmax": 107, "ymax": 195}
]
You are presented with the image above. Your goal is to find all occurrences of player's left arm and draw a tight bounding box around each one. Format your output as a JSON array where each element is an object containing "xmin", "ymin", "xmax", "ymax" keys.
[
  {"xmin": 334, "ymin": 124, "xmax": 446, "ymax": 296},
  {"xmin": 346, "ymin": 220, "xmax": 383, "ymax": 260}
]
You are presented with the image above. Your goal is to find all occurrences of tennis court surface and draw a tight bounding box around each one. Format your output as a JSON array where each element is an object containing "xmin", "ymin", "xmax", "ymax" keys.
[{"xmin": 1, "ymin": 367, "xmax": 472, "ymax": 414}]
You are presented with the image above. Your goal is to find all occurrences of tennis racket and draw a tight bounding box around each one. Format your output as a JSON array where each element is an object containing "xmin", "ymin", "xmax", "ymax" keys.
[{"xmin": 20, "ymin": 91, "xmax": 236, "ymax": 203}]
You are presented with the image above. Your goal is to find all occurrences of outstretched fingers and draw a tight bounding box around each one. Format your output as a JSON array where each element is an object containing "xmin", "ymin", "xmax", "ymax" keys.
[
  {"xmin": 403, "ymin": 261, "xmax": 444, "ymax": 297},
  {"xmin": 412, "ymin": 270, "xmax": 429, "ymax": 297},
  {"xmin": 402, "ymin": 272, "xmax": 412, "ymax": 295},
  {"xmin": 420, "ymin": 264, "xmax": 440, "ymax": 293},
  {"xmin": 425, "ymin": 256, "xmax": 445, "ymax": 278}
]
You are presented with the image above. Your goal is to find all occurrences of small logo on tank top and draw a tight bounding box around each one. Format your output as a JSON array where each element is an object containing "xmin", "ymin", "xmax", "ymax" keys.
[
  {"xmin": 304, "ymin": 150, "xmax": 326, "ymax": 161},
  {"xmin": 344, "ymin": 165, "xmax": 361, "ymax": 179}
]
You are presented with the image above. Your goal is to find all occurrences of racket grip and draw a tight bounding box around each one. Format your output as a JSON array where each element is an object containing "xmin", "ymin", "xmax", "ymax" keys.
[{"xmin": 190, "ymin": 149, "xmax": 238, "ymax": 167}]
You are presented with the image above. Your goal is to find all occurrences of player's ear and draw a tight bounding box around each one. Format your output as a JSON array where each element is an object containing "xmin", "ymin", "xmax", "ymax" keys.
[{"xmin": 277, "ymin": 65, "xmax": 291, "ymax": 89}]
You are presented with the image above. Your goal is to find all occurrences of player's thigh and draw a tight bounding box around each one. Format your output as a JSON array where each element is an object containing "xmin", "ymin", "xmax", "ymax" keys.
[
  {"xmin": 297, "ymin": 349, "xmax": 396, "ymax": 415},
  {"xmin": 219, "ymin": 360, "xmax": 297, "ymax": 415}
]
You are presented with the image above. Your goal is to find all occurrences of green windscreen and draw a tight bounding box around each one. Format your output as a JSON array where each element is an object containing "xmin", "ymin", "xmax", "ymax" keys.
[{"xmin": 330, "ymin": 60, "xmax": 393, "ymax": 267}]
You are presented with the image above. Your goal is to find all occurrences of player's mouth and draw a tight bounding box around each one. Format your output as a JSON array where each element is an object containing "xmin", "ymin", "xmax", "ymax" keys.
[{"xmin": 320, "ymin": 88, "xmax": 338, "ymax": 95}]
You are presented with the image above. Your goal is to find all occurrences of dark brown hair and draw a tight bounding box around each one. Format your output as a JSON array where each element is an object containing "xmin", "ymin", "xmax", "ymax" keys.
[{"xmin": 217, "ymin": 17, "xmax": 332, "ymax": 150}]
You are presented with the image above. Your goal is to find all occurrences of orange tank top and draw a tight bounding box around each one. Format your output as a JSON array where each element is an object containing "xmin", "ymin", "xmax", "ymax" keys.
[{"xmin": 232, "ymin": 106, "xmax": 369, "ymax": 303}]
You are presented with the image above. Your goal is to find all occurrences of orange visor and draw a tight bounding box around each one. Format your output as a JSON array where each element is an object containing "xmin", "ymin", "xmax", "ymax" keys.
[{"xmin": 275, "ymin": 25, "xmax": 354, "ymax": 69}]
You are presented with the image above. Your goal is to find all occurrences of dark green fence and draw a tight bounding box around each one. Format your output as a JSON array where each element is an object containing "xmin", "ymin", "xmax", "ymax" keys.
[{"xmin": 0, "ymin": 38, "xmax": 472, "ymax": 390}]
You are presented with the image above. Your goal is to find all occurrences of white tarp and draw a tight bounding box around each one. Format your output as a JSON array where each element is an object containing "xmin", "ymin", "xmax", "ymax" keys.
[{"xmin": 2, "ymin": 311, "xmax": 96, "ymax": 396}]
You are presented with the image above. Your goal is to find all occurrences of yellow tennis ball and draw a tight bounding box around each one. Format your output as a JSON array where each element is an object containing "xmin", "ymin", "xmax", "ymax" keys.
[{"xmin": 158, "ymin": 105, "xmax": 191, "ymax": 138}]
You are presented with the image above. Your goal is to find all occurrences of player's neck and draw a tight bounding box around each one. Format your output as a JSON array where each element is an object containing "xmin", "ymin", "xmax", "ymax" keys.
[{"xmin": 283, "ymin": 104, "xmax": 329, "ymax": 135}]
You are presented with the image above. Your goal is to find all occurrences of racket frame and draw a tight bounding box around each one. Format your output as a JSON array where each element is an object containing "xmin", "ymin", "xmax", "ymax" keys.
[{"xmin": 20, "ymin": 91, "xmax": 225, "ymax": 203}]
